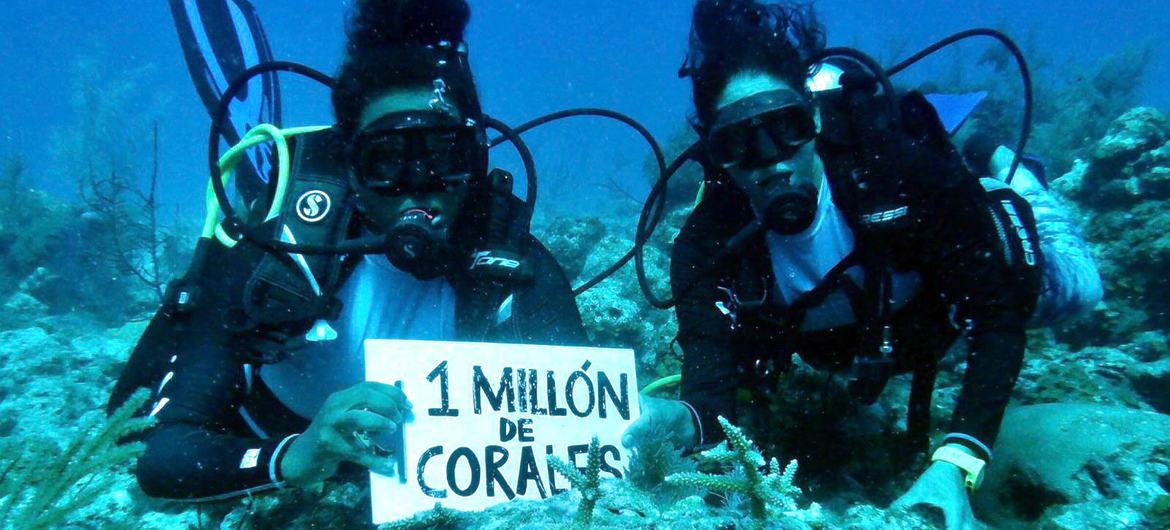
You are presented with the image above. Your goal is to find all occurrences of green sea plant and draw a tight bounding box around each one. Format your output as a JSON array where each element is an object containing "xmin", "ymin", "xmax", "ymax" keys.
[
  {"xmin": 0, "ymin": 389, "xmax": 155, "ymax": 529},
  {"xmin": 665, "ymin": 416, "xmax": 801, "ymax": 530},
  {"xmin": 626, "ymin": 418, "xmax": 696, "ymax": 494},
  {"xmin": 547, "ymin": 436, "xmax": 605, "ymax": 529}
]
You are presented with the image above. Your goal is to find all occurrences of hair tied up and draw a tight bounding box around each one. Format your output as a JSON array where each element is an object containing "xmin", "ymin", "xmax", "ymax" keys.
[{"xmin": 347, "ymin": 0, "xmax": 472, "ymax": 52}]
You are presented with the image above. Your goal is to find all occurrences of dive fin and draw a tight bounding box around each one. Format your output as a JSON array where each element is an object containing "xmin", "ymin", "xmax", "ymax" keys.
[
  {"xmin": 169, "ymin": 0, "xmax": 282, "ymax": 202},
  {"xmin": 923, "ymin": 91, "xmax": 988, "ymax": 136}
]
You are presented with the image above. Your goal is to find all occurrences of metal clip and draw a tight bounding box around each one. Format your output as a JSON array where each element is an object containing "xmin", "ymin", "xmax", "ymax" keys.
[
  {"xmin": 716, "ymin": 286, "xmax": 768, "ymax": 330},
  {"xmin": 429, "ymin": 79, "xmax": 453, "ymax": 113},
  {"xmin": 716, "ymin": 287, "xmax": 741, "ymax": 329},
  {"xmin": 879, "ymin": 325, "xmax": 894, "ymax": 355}
]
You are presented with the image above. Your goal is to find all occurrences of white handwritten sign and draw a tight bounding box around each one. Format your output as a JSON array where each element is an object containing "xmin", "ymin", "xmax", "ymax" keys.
[{"xmin": 364, "ymin": 340, "xmax": 640, "ymax": 524}]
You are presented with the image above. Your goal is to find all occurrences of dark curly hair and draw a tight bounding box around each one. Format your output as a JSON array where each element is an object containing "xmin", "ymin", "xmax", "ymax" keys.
[
  {"xmin": 683, "ymin": 0, "xmax": 826, "ymax": 131},
  {"xmin": 332, "ymin": 0, "xmax": 482, "ymax": 135}
]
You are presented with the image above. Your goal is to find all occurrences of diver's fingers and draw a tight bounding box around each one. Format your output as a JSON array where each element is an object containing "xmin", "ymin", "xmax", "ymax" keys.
[
  {"xmin": 324, "ymin": 382, "xmax": 411, "ymax": 417},
  {"xmin": 343, "ymin": 447, "xmax": 399, "ymax": 476},
  {"xmin": 625, "ymin": 396, "xmax": 667, "ymax": 444},
  {"xmin": 328, "ymin": 432, "xmax": 386, "ymax": 468},
  {"xmin": 622, "ymin": 414, "xmax": 654, "ymax": 448},
  {"xmin": 363, "ymin": 382, "xmax": 412, "ymax": 410},
  {"xmin": 352, "ymin": 391, "xmax": 406, "ymax": 425},
  {"xmin": 317, "ymin": 427, "xmax": 360, "ymax": 457},
  {"xmin": 335, "ymin": 409, "xmax": 397, "ymax": 434}
]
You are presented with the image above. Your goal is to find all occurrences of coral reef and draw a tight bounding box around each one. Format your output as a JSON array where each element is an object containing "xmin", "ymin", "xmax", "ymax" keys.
[
  {"xmin": 379, "ymin": 504, "xmax": 462, "ymax": 530},
  {"xmin": 666, "ymin": 417, "xmax": 803, "ymax": 529},
  {"xmin": 5, "ymin": 35, "xmax": 1170, "ymax": 530},
  {"xmin": 1051, "ymin": 108, "xmax": 1170, "ymax": 345},
  {"xmin": 974, "ymin": 404, "xmax": 1170, "ymax": 529},
  {"xmin": 0, "ymin": 56, "xmax": 188, "ymax": 326},
  {"xmin": 537, "ymin": 208, "xmax": 686, "ymax": 381}
]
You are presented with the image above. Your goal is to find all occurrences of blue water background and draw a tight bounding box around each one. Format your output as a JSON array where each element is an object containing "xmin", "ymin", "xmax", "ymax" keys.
[{"xmin": 0, "ymin": 0, "xmax": 1167, "ymax": 221}]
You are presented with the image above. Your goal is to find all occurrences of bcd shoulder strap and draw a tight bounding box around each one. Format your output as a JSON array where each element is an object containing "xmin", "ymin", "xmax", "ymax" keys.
[{"xmin": 241, "ymin": 128, "xmax": 357, "ymax": 329}]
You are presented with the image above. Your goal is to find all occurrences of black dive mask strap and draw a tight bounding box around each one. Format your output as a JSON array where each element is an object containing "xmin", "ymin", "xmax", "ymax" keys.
[{"xmin": 708, "ymin": 89, "xmax": 813, "ymax": 133}]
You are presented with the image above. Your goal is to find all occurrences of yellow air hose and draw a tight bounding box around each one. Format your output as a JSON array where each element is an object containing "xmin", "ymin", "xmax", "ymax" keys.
[
  {"xmin": 202, "ymin": 124, "xmax": 332, "ymax": 247},
  {"xmin": 641, "ymin": 374, "xmax": 682, "ymax": 396}
]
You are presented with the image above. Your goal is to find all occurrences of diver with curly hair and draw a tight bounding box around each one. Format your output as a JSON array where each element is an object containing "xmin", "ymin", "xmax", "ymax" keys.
[
  {"xmin": 109, "ymin": 0, "xmax": 585, "ymax": 500},
  {"xmin": 624, "ymin": 1, "xmax": 1101, "ymax": 528}
]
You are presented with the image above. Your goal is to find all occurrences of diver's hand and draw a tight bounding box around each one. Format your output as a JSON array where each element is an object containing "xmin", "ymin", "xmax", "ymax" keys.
[
  {"xmin": 892, "ymin": 458, "xmax": 980, "ymax": 530},
  {"xmin": 621, "ymin": 396, "xmax": 697, "ymax": 451},
  {"xmin": 281, "ymin": 382, "xmax": 412, "ymax": 487}
]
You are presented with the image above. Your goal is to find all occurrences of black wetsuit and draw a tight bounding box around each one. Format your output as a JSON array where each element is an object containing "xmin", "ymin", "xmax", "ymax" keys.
[
  {"xmin": 110, "ymin": 224, "xmax": 586, "ymax": 501},
  {"xmin": 674, "ymin": 100, "xmax": 1042, "ymax": 463}
]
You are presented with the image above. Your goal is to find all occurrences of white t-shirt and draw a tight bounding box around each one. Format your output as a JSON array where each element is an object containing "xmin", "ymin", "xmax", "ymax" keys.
[
  {"xmin": 766, "ymin": 172, "xmax": 921, "ymax": 331},
  {"xmin": 260, "ymin": 255, "xmax": 457, "ymax": 418}
]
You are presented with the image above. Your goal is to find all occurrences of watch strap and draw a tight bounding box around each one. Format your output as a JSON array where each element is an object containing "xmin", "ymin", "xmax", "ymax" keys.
[{"xmin": 931, "ymin": 444, "xmax": 987, "ymax": 492}]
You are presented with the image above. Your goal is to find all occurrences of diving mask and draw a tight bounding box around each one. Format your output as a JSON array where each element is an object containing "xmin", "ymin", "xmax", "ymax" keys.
[
  {"xmin": 706, "ymin": 89, "xmax": 817, "ymax": 170},
  {"xmin": 351, "ymin": 110, "xmax": 486, "ymax": 280},
  {"xmin": 708, "ymin": 89, "xmax": 820, "ymax": 235},
  {"xmin": 352, "ymin": 111, "xmax": 485, "ymax": 196}
]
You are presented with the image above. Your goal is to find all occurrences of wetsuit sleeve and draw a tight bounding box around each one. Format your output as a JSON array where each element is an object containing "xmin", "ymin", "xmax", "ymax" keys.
[
  {"xmin": 672, "ymin": 214, "xmax": 740, "ymax": 447},
  {"xmin": 512, "ymin": 238, "xmax": 589, "ymax": 346},
  {"xmin": 136, "ymin": 346, "xmax": 298, "ymax": 500},
  {"xmin": 917, "ymin": 181, "xmax": 1041, "ymax": 460},
  {"xmin": 126, "ymin": 243, "xmax": 300, "ymax": 500}
]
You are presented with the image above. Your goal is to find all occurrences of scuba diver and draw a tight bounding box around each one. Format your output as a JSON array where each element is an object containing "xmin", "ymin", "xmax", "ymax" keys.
[
  {"xmin": 108, "ymin": 0, "xmax": 586, "ymax": 500},
  {"xmin": 624, "ymin": 1, "xmax": 1102, "ymax": 529}
]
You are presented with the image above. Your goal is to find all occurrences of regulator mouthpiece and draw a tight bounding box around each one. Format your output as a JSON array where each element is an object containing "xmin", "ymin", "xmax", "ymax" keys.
[
  {"xmin": 762, "ymin": 187, "xmax": 818, "ymax": 235},
  {"xmin": 385, "ymin": 209, "xmax": 454, "ymax": 280}
]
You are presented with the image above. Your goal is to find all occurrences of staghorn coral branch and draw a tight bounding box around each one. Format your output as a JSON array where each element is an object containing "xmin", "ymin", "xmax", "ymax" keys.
[
  {"xmin": 664, "ymin": 416, "xmax": 802, "ymax": 530},
  {"xmin": 693, "ymin": 445, "xmax": 738, "ymax": 466},
  {"xmin": 547, "ymin": 436, "xmax": 605, "ymax": 529},
  {"xmin": 665, "ymin": 472, "xmax": 752, "ymax": 494}
]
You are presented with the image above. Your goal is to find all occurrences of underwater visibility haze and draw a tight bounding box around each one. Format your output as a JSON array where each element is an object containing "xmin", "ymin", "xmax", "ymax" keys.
[{"xmin": 1, "ymin": 0, "xmax": 1170, "ymax": 528}]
